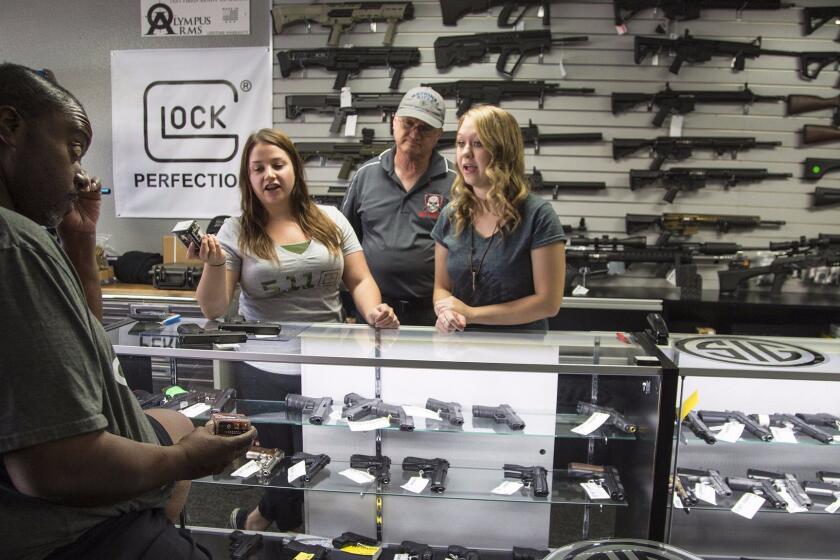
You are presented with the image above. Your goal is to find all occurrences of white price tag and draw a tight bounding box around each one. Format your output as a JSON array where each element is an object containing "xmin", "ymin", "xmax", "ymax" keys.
[
  {"xmin": 369, "ymin": 21, "xmax": 377, "ymax": 32},
  {"xmin": 672, "ymin": 493, "xmax": 684, "ymax": 509},
  {"xmin": 537, "ymin": 6, "xmax": 545, "ymax": 18},
  {"xmin": 581, "ymin": 482, "xmax": 610, "ymax": 500},
  {"xmin": 716, "ymin": 421, "xmax": 745, "ymax": 443},
  {"xmin": 514, "ymin": 21, "xmax": 525, "ymax": 31},
  {"xmin": 556, "ymin": 57, "xmax": 567, "ymax": 80},
  {"xmin": 652, "ymin": 53, "xmax": 659, "ymax": 66},
  {"xmin": 401, "ymin": 476, "xmax": 430, "ymax": 493},
  {"xmin": 665, "ymin": 268, "xmax": 677, "ymax": 287},
  {"xmin": 403, "ymin": 405, "xmax": 441, "ymax": 421},
  {"xmin": 826, "ymin": 499, "xmax": 840, "ymax": 514},
  {"xmin": 571, "ymin": 285, "xmax": 589, "ymax": 296},
  {"xmin": 394, "ymin": 555, "xmax": 411, "ymax": 560},
  {"xmin": 668, "ymin": 114, "xmax": 684, "ymax": 136},
  {"xmin": 340, "ymin": 87, "xmax": 352, "ymax": 108},
  {"xmin": 571, "ymin": 412, "xmax": 611, "ymax": 435},
  {"xmin": 231, "ymin": 460, "xmax": 261, "ymax": 479},
  {"xmin": 329, "ymin": 409, "xmax": 344, "ymax": 422},
  {"xmin": 492, "ymin": 480, "xmax": 524, "ymax": 495},
  {"xmin": 695, "ymin": 483, "xmax": 717, "ymax": 505},
  {"xmin": 347, "ymin": 417, "xmax": 392, "ymax": 432},
  {"xmin": 288, "ymin": 460, "xmax": 307, "ymax": 483},
  {"xmin": 344, "ymin": 114, "xmax": 358, "ymax": 137},
  {"xmin": 179, "ymin": 402, "xmax": 211, "ymax": 418},
  {"xmin": 757, "ymin": 414, "xmax": 770, "ymax": 427},
  {"xmin": 339, "ymin": 468, "xmax": 376, "ymax": 484},
  {"xmin": 615, "ymin": 24, "xmax": 628, "ymax": 35},
  {"xmin": 731, "ymin": 493, "xmax": 765, "ymax": 519},
  {"xmin": 770, "ymin": 426, "xmax": 798, "ymax": 443}
]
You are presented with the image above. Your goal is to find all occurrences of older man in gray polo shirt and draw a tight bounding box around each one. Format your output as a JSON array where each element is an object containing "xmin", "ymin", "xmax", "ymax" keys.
[{"xmin": 342, "ymin": 87, "xmax": 456, "ymax": 325}]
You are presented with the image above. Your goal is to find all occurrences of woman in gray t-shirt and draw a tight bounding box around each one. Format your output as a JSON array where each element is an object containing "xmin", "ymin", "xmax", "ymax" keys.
[{"xmin": 431, "ymin": 105, "xmax": 566, "ymax": 332}]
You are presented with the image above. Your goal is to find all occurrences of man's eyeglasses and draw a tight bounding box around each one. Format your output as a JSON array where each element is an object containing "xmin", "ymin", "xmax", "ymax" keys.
[{"xmin": 397, "ymin": 117, "xmax": 436, "ymax": 136}]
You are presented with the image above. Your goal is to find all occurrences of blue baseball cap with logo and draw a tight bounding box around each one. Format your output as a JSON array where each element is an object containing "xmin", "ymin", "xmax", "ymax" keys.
[{"xmin": 395, "ymin": 86, "xmax": 446, "ymax": 129}]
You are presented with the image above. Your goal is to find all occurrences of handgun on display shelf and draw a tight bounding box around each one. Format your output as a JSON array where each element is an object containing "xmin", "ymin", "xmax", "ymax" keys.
[
  {"xmin": 472, "ymin": 403, "xmax": 526, "ymax": 430},
  {"xmin": 768, "ymin": 413, "xmax": 835, "ymax": 444},
  {"xmin": 426, "ymin": 398, "xmax": 464, "ymax": 426},
  {"xmin": 576, "ymin": 401, "xmax": 637, "ymax": 433},
  {"xmin": 747, "ymin": 469, "xmax": 812, "ymax": 509},
  {"xmin": 350, "ymin": 453, "xmax": 392, "ymax": 484},
  {"xmin": 176, "ymin": 323, "xmax": 247, "ymax": 349},
  {"xmin": 342, "ymin": 392, "xmax": 381, "ymax": 421},
  {"xmin": 371, "ymin": 400, "xmax": 414, "ymax": 431},
  {"xmin": 567, "ymin": 463, "xmax": 625, "ymax": 501},
  {"xmin": 402, "ymin": 456, "xmax": 449, "ymax": 493},
  {"xmin": 682, "ymin": 411, "xmax": 717, "ymax": 444},
  {"xmin": 804, "ymin": 480, "xmax": 840, "ymax": 500},
  {"xmin": 229, "ymin": 530, "xmax": 263, "ymax": 560},
  {"xmin": 677, "ymin": 467, "xmax": 732, "ymax": 497},
  {"xmin": 698, "ymin": 410, "xmax": 773, "ymax": 441},
  {"xmin": 726, "ymin": 476, "xmax": 787, "ymax": 509},
  {"xmin": 290, "ymin": 452, "xmax": 331, "ymax": 482},
  {"xmin": 245, "ymin": 446, "xmax": 284, "ymax": 480},
  {"xmin": 671, "ymin": 475, "xmax": 698, "ymax": 511},
  {"xmin": 503, "ymin": 464, "xmax": 549, "ymax": 497},
  {"xmin": 447, "ymin": 545, "xmax": 481, "ymax": 560},
  {"xmin": 819, "ymin": 471, "xmax": 840, "ymax": 485},
  {"xmin": 398, "ymin": 540, "xmax": 434, "ymax": 560},
  {"xmin": 796, "ymin": 412, "xmax": 840, "ymax": 431},
  {"xmin": 285, "ymin": 394, "xmax": 333, "ymax": 425},
  {"xmin": 332, "ymin": 531, "xmax": 379, "ymax": 550}
]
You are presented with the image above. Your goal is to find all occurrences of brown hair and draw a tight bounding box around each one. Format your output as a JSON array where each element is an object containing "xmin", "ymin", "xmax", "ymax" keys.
[
  {"xmin": 237, "ymin": 128, "xmax": 341, "ymax": 260},
  {"xmin": 449, "ymin": 105, "xmax": 530, "ymax": 236}
]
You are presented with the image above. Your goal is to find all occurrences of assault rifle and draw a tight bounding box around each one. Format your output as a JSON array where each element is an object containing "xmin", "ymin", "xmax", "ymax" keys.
[
  {"xmin": 802, "ymin": 124, "xmax": 840, "ymax": 146},
  {"xmin": 271, "ymin": 2, "xmax": 414, "ymax": 46},
  {"xmin": 634, "ymin": 30, "xmax": 840, "ymax": 83},
  {"xmin": 611, "ymin": 83, "xmax": 784, "ymax": 127},
  {"xmin": 440, "ymin": 0, "xmax": 562, "ymax": 27},
  {"xmin": 437, "ymin": 121, "xmax": 601, "ymax": 154},
  {"xmin": 803, "ymin": 6, "xmax": 840, "ymax": 42},
  {"xmin": 423, "ymin": 79, "xmax": 594, "ymax": 117},
  {"xmin": 503, "ymin": 464, "xmax": 549, "ymax": 497},
  {"xmin": 804, "ymin": 159, "xmax": 840, "ymax": 182},
  {"xmin": 629, "ymin": 167, "xmax": 792, "ymax": 203},
  {"xmin": 614, "ymin": 0, "xmax": 793, "ymax": 30},
  {"xmin": 786, "ymin": 94, "xmax": 840, "ymax": 126},
  {"xmin": 296, "ymin": 139, "xmax": 391, "ymax": 179},
  {"xmin": 528, "ymin": 168, "xmax": 606, "ymax": 198},
  {"xmin": 698, "ymin": 409, "xmax": 773, "ymax": 441},
  {"xmin": 350, "ymin": 453, "xmax": 392, "ymax": 483},
  {"xmin": 285, "ymin": 93, "xmax": 403, "ymax": 133},
  {"xmin": 433, "ymin": 30, "xmax": 588, "ymax": 77},
  {"xmin": 402, "ymin": 456, "xmax": 449, "ymax": 493},
  {"xmin": 277, "ymin": 47, "xmax": 420, "ymax": 90},
  {"xmin": 811, "ymin": 187, "xmax": 840, "ymax": 208},
  {"xmin": 718, "ymin": 234, "xmax": 840, "ymax": 295},
  {"xmin": 613, "ymin": 136, "xmax": 780, "ymax": 170},
  {"xmin": 626, "ymin": 213, "xmax": 785, "ymax": 237}
]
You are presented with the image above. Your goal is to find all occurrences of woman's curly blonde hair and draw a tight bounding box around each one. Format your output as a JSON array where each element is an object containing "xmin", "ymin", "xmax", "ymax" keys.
[{"xmin": 449, "ymin": 105, "xmax": 530, "ymax": 236}]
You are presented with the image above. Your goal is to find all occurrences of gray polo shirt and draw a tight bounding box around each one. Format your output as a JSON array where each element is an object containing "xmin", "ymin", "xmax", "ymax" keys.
[{"xmin": 342, "ymin": 147, "xmax": 456, "ymax": 301}]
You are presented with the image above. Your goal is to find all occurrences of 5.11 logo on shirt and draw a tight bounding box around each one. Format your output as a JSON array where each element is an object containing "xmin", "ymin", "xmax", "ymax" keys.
[{"xmin": 260, "ymin": 269, "xmax": 341, "ymax": 295}]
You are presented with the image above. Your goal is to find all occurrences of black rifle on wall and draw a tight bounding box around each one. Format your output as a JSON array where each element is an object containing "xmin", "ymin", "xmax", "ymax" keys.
[
  {"xmin": 811, "ymin": 186, "xmax": 840, "ymax": 208},
  {"xmin": 434, "ymin": 30, "xmax": 587, "ymax": 77},
  {"xmin": 437, "ymin": 121, "xmax": 602, "ymax": 154},
  {"xmin": 271, "ymin": 2, "xmax": 414, "ymax": 46},
  {"xmin": 804, "ymin": 159, "xmax": 840, "ymax": 182},
  {"xmin": 626, "ymin": 213, "xmax": 785, "ymax": 237},
  {"xmin": 423, "ymin": 79, "xmax": 595, "ymax": 117},
  {"xmin": 803, "ymin": 6, "xmax": 840, "ymax": 42},
  {"xmin": 528, "ymin": 168, "xmax": 606, "ymax": 198},
  {"xmin": 629, "ymin": 167, "xmax": 792, "ymax": 203},
  {"xmin": 277, "ymin": 47, "xmax": 420, "ymax": 90},
  {"xmin": 296, "ymin": 139, "xmax": 392, "ymax": 179},
  {"xmin": 611, "ymin": 83, "xmax": 784, "ymax": 127},
  {"xmin": 613, "ymin": 0, "xmax": 793, "ymax": 30},
  {"xmin": 285, "ymin": 93, "xmax": 403, "ymax": 133},
  {"xmin": 613, "ymin": 136, "xmax": 780, "ymax": 170},
  {"xmin": 634, "ymin": 30, "xmax": 840, "ymax": 84},
  {"xmin": 440, "ymin": 0, "xmax": 562, "ymax": 27}
]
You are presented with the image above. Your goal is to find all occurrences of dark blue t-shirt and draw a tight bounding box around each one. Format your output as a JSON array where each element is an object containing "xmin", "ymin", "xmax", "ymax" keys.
[{"xmin": 431, "ymin": 193, "xmax": 566, "ymax": 330}]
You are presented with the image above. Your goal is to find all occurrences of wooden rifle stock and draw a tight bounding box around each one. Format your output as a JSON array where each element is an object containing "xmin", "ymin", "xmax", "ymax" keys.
[{"xmin": 802, "ymin": 124, "xmax": 840, "ymax": 146}]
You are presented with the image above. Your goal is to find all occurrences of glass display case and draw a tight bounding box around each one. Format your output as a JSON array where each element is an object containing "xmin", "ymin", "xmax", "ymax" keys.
[
  {"xmin": 108, "ymin": 321, "xmax": 674, "ymax": 548},
  {"xmin": 663, "ymin": 334, "xmax": 840, "ymax": 560}
]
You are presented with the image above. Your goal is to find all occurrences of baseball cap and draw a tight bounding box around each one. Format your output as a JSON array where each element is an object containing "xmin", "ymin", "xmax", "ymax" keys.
[{"xmin": 395, "ymin": 87, "xmax": 446, "ymax": 129}]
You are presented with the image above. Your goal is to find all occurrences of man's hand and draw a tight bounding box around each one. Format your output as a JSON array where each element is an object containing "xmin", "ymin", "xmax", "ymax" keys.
[
  {"xmin": 366, "ymin": 303, "xmax": 400, "ymax": 329},
  {"xmin": 57, "ymin": 171, "xmax": 101, "ymax": 237},
  {"xmin": 173, "ymin": 425, "xmax": 257, "ymax": 480}
]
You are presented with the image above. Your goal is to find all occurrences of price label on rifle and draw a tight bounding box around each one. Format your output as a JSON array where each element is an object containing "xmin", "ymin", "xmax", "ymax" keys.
[
  {"xmin": 492, "ymin": 481, "xmax": 524, "ymax": 495},
  {"xmin": 581, "ymin": 482, "xmax": 610, "ymax": 500},
  {"xmin": 770, "ymin": 426, "xmax": 798, "ymax": 444},
  {"xmin": 716, "ymin": 421, "xmax": 745, "ymax": 443},
  {"xmin": 669, "ymin": 115, "xmax": 684, "ymax": 136},
  {"xmin": 288, "ymin": 459, "xmax": 307, "ymax": 483},
  {"xmin": 231, "ymin": 460, "xmax": 261, "ymax": 479},
  {"xmin": 340, "ymin": 468, "xmax": 376, "ymax": 485},
  {"xmin": 347, "ymin": 417, "xmax": 391, "ymax": 432},
  {"xmin": 344, "ymin": 114, "xmax": 358, "ymax": 137},
  {"xmin": 572, "ymin": 412, "xmax": 610, "ymax": 435},
  {"xmin": 556, "ymin": 56, "xmax": 567, "ymax": 80},
  {"xmin": 731, "ymin": 492, "xmax": 765, "ymax": 519},
  {"xmin": 179, "ymin": 402, "xmax": 211, "ymax": 418},
  {"xmin": 402, "ymin": 405, "xmax": 441, "ymax": 421},
  {"xmin": 695, "ymin": 483, "xmax": 716, "ymax": 505},
  {"xmin": 571, "ymin": 285, "xmax": 589, "ymax": 296},
  {"xmin": 401, "ymin": 476, "xmax": 429, "ymax": 494},
  {"xmin": 826, "ymin": 499, "xmax": 840, "ymax": 514}
]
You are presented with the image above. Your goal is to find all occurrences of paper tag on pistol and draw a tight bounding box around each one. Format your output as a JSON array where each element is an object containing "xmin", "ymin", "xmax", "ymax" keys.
[
  {"xmin": 581, "ymin": 482, "xmax": 610, "ymax": 500},
  {"xmin": 492, "ymin": 481, "xmax": 524, "ymax": 495},
  {"xmin": 402, "ymin": 476, "xmax": 430, "ymax": 493},
  {"xmin": 572, "ymin": 412, "xmax": 610, "ymax": 435},
  {"xmin": 716, "ymin": 421, "xmax": 745, "ymax": 443},
  {"xmin": 340, "ymin": 468, "xmax": 376, "ymax": 485},
  {"xmin": 287, "ymin": 460, "xmax": 307, "ymax": 483},
  {"xmin": 231, "ymin": 460, "xmax": 261, "ymax": 479},
  {"xmin": 347, "ymin": 417, "xmax": 391, "ymax": 432},
  {"xmin": 731, "ymin": 492, "xmax": 765, "ymax": 519}
]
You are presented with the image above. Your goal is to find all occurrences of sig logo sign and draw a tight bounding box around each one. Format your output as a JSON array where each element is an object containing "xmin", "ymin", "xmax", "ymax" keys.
[
  {"xmin": 144, "ymin": 80, "xmax": 239, "ymax": 162},
  {"xmin": 675, "ymin": 337, "xmax": 824, "ymax": 367},
  {"xmin": 547, "ymin": 539, "xmax": 704, "ymax": 560}
]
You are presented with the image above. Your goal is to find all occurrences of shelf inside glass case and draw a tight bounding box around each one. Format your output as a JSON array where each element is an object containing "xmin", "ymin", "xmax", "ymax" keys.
[
  {"xmin": 672, "ymin": 494, "xmax": 840, "ymax": 517},
  {"xmin": 196, "ymin": 460, "xmax": 629, "ymax": 508},
  {"xmin": 678, "ymin": 426, "xmax": 840, "ymax": 447}
]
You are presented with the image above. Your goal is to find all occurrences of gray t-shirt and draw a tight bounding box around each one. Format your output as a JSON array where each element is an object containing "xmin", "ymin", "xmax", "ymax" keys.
[
  {"xmin": 431, "ymin": 193, "xmax": 566, "ymax": 331},
  {"xmin": 0, "ymin": 208, "xmax": 171, "ymax": 560},
  {"xmin": 216, "ymin": 205, "xmax": 362, "ymax": 323}
]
